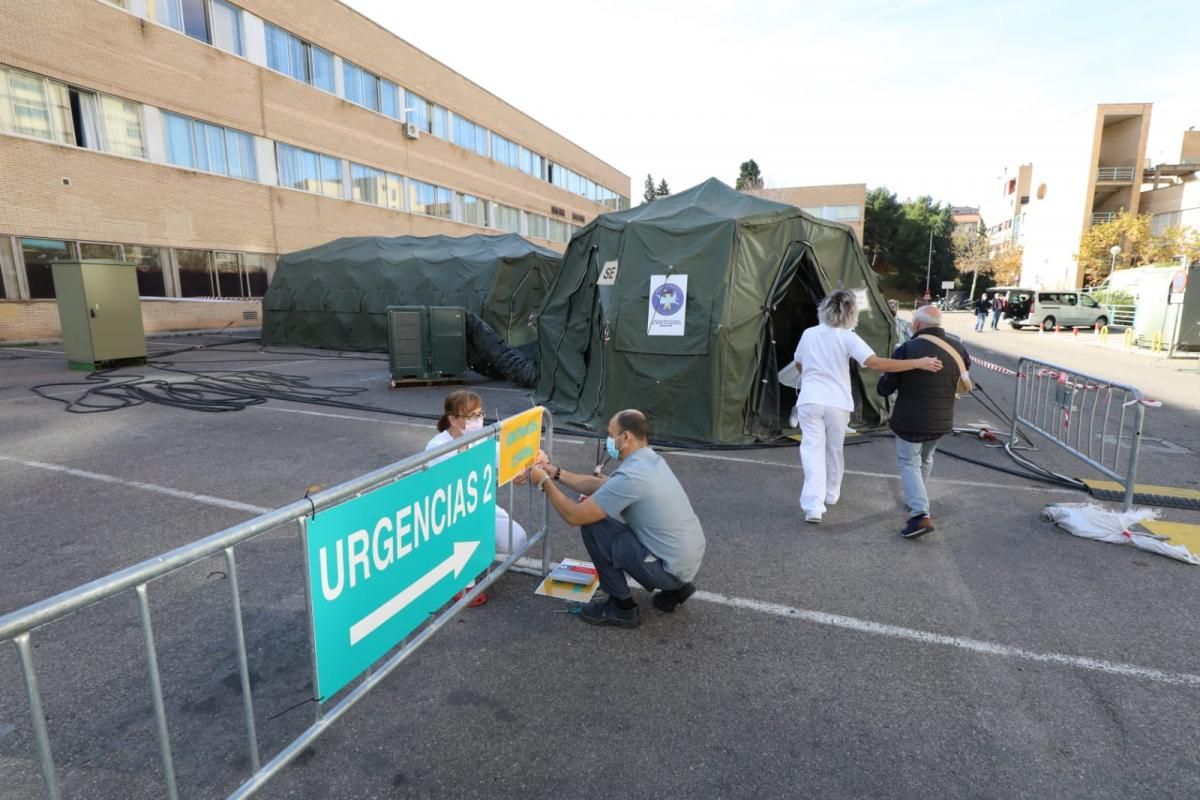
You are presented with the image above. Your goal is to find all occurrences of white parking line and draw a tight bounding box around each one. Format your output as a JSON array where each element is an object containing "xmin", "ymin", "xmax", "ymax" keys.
[
  {"xmin": 695, "ymin": 590, "xmax": 1200, "ymax": 688},
  {"xmin": 0, "ymin": 455, "xmax": 269, "ymax": 514},
  {"xmin": 666, "ymin": 450, "xmax": 1077, "ymax": 493},
  {"xmin": 4, "ymin": 456, "xmax": 1193, "ymax": 688}
]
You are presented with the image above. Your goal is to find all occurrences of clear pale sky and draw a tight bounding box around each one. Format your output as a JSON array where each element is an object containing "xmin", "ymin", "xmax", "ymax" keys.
[{"xmin": 343, "ymin": 0, "xmax": 1200, "ymax": 209}]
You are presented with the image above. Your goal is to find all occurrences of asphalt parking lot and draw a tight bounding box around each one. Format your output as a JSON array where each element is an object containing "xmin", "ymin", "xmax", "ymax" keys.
[{"xmin": 1, "ymin": 331, "xmax": 1198, "ymax": 800}]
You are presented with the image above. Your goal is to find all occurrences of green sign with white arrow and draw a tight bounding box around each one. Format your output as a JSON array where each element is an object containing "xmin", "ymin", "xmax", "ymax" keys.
[{"xmin": 305, "ymin": 441, "xmax": 497, "ymax": 699}]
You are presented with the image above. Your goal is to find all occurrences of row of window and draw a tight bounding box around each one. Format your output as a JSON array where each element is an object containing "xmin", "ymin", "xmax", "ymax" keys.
[
  {"xmin": 108, "ymin": 0, "xmax": 629, "ymax": 210},
  {"xmin": 1, "ymin": 62, "xmax": 577, "ymax": 244},
  {"xmin": 12, "ymin": 237, "xmax": 270, "ymax": 301},
  {"xmin": 801, "ymin": 204, "xmax": 863, "ymax": 223},
  {"xmin": 0, "ymin": 66, "xmax": 145, "ymax": 158}
]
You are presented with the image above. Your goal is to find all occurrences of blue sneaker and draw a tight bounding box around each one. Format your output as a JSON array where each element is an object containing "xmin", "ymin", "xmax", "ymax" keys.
[{"xmin": 900, "ymin": 515, "xmax": 935, "ymax": 539}]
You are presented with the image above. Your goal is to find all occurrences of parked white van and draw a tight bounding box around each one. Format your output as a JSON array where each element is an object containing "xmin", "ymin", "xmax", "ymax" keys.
[{"xmin": 997, "ymin": 288, "xmax": 1111, "ymax": 331}]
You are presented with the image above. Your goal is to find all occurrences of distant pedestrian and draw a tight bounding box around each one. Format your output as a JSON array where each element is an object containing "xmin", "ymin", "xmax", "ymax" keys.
[
  {"xmin": 990, "ymin": 295, "xmax": 1005, "ymax": 330},
  {"xmin": 973, "ymin": 293, "xmax": 991, "ymax": 332},
  {"xmin": 791, "ymin": 290, "xmax": 942, "ymax": 525},
  {"xmin": 876, "ymin": 305, "xmax": 970, "ymax": 539}
]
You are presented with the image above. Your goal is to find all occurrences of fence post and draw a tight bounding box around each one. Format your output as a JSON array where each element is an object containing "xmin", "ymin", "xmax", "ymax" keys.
[{"xmin": 14, "ymin": 634, "xmax": 60, "ymax": 800}]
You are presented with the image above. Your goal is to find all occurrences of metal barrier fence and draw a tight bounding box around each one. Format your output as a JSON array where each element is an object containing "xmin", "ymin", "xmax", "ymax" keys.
[
  {"xmin": 1010, "ymin": 358, "xmax": 1147, "ymax": 509},
  {"xmin": 0, "ymin": 408, "xmax": 555, "ymax": 800}
]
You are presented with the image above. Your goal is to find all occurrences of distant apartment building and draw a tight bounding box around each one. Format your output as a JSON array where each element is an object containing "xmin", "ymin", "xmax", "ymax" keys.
[
  {"xmin": 1139, "ymin": 130, "xmax": 1200, "ymax": 240},
  {"xmin": 0, "ymin": 0, "xmax": 630, "ymax": 308},
  {"xmin": 951, "ymin": 206, "xmax": 982, "ymax": 238},
  {"xmin": 984, "ymin": 104, "xmax": 1155, "ymax": 289},
  {"xmin": 981, "ymin": 164, "xmax": 1032, "ymax": 253},
  {"xmin": 746, "ymin": 184, "xmax": 866, "ymax": 243}
]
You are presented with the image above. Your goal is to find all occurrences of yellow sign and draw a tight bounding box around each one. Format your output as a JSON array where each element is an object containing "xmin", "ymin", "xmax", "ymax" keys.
[{"xmin": 498, "ymin": 407, "xmax": 543, "ymax": 485}]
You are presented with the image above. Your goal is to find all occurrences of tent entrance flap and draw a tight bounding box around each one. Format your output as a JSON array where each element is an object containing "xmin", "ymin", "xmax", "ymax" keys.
[{"xmin": 749, "ymin": 245, "xmax": 825, "ymax": 438}]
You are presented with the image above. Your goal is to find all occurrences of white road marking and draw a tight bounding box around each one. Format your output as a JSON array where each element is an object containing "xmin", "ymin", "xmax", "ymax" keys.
[
  {"xmin": 1, "ymin": 456, "xmax": 1191, "ymax": 687},
  {"xmin": 694, "ymin": 589, "xmax": 1200, "ymax": 688},
  {"xmin": 0, "ymin": 455, "xmax": 270, "ymax": 514},
  {"xmin": 666, "ymin": 450, "xmax": 1077, "ymax": 493},
  {"xmin": 255, "ymin": 405, "xmax": 432, "ymax": 429}
]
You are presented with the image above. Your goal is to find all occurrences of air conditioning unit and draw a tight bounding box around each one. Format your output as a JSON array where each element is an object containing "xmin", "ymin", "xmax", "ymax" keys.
[
  {"xmin": 403, "ymin": 122, "xmax": 420, "ymax": 140},
  {"xmin": 386, "ymin": 305, "xmax": 467, "ymax": 383}
]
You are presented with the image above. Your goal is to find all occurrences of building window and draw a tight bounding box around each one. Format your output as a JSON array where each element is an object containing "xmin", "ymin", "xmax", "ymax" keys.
[
  {"xmin": 79, "ymin": 242, "xmax": 121, "ymax": 260},
  {"xmin": 125, "ymin": 245, "xmax": 167, "ymax": 296},
  {"xmin": 21, "ymin": 238, "xmax": 74, "ymax": 299},
  {"xmin": 210, "ymin": 0, "xmax": 243, "ymax": 56},
  {"xmin": 157, "ymin": 0, "xmax": 211, "ymax": 43},
  {"xmin": 343, "ymin": 61, "xmax": 381, "ymax": 112},
  {"xmin": 408, "ymin": 180, "xmax": 451, "ymax": 219},
  {"xmin": 460, "ymin": 193, "xmax": 488, "ymax": 227},
  {"xmin": 527, "ymin": 213, "xmax": 548, "ymax": 240},
  {"xmin": 547, "ymin": 219, "xmax": 568, "ymax": 244},
  {"xmin": 264, "ymin": 24, "xmax": 334, "ymax": 93},
  {"xmin": 177, "ymin": 249, "xmax": 213, "ymax": 296},
  {"xmin": 491, "ymin": 133, "xmax": 520, "ymax": 169},
  {"xmin": 213, "ymin": 251, "xmax": 244, "ymax": 295},
  {"xmin": 276, "ymin": 143, "xmax": 342, "ymax": 198},
  {"xmin": 242, "ymin": 253, "xmax": 269, "ymax": 297},
  {"xmin": 97, "ymin": 95, "xmax": 146, "ymax": 158},
  {"xmin": 162, "ymin": 112, "xmax": 256, "ymax": 179},
  {"xmin": 351, "ymin": 163, "xmax": 387, "ymax": 206},
  {"xmin": 494, "ymin": 203, "xmax": 520, "ymax": 233},
  {"xmin": 405, "ymin": 91, "xmax": 429, "ymax": 131},
  {"xmin": 0, "ymin": 67, "xmax": 73, "ymax": 145},
  {"xmin": 452, "ymin": 115, "xmax": 489, "ymax": 157},
  {"xmin": 381, "ymin": 80, "xmax": 399, "ymax": 119},
  {"xmin": 1151, "ymin": 210, "xmax": 1183, "ymax": 236}
]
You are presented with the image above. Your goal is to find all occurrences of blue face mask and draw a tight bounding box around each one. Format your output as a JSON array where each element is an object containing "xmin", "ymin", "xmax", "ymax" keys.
[{"xmin": 605, "ymin": 434, "xmax": 621, "ymax": 461}]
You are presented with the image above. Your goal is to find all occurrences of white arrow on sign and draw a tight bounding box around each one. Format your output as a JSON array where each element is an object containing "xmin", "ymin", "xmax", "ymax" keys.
[{"xmin": 349, "ymin": 540, "xmax": 480, "ymax": 646}]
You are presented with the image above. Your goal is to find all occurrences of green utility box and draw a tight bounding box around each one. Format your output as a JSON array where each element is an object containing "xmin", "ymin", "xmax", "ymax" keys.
[
  {"xmin": 386, "ymin": 306, "xmax": 467, "ymax": 384},
  {"xmin": 50, "ymin": 260, "xmax": 147, "ymax": 371}
]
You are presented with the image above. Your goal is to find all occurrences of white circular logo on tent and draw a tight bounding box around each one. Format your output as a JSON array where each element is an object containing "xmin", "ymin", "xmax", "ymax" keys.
[{"xmin": 652, "ymin": 283, "xmax": 684, "ymax": 316}]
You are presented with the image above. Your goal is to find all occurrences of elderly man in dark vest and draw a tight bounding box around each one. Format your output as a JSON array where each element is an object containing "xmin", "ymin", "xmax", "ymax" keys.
[{"xmin": 877, "ymin": 305, "xmax": 970, "ymax": 539}]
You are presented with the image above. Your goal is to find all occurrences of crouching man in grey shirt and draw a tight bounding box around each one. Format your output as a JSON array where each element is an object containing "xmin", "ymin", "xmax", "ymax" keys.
[{"xmin": 526, "ymin": 409, "xmax": 706, "ymax": 629}]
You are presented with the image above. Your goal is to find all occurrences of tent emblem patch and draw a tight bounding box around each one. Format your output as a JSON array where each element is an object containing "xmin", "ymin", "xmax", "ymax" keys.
[{"xmin": 652, "ymin": 283, "xmax": 685, "ymax": 315}]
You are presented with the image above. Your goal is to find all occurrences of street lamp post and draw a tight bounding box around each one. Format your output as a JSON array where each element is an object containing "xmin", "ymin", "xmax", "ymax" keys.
[{"xmin": 1108, "ymin": 244, "xmax": 1121, "ymax": 277}]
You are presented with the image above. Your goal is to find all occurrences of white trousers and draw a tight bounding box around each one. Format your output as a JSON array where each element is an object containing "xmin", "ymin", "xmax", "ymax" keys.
[
  {"xmin": 796, "ymin": 403, "xmax": 851, "ymax": 516},
  {"xmin": 494, "ymin": 506, "xmax": 528, "ymax": 555}
]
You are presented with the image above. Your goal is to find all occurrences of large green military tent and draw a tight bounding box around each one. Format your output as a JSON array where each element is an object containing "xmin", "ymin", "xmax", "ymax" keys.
[
  {"xmin": 263, "ymin": 234, "xmax": 559, "ymax": 351},
  {"xmin": 535, "ymin": 178, "xmax": 897, "ymax": 444}
]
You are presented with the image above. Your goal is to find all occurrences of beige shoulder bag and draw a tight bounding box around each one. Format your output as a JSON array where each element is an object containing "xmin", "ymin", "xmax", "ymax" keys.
[{"xmin": 916, "ymin": 334, "xmax": 973, "ymax": 394}]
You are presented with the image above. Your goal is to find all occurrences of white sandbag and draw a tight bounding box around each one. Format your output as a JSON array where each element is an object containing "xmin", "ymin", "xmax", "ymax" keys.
[{"xmin": 1041, "ymin": 503, "xmax": 1198, "ymax": 565}]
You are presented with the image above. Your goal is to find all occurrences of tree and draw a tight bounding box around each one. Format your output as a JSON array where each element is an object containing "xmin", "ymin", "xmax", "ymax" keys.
[
  {"xmin": 655, "ymin": 178, "xmax": 671, "ymax": 197},
  {"xmin": 990, "ymin": 245, "xmax": 1023, "ymax": 286},
  {"xmin": 735, "ymin": 159, "xmax": 763, "ymax": 191},
  {"xmin": 643, "ymin": 174, "xmax": 657, "ymax": 204},
  {"xmin": 953, "ymin": 228, "xmax": 991, "ymax": 298},
  {"xmin": 1077, "ymin": 211, "xmax": 1200, "ymax": 285},
  {"xmin": 864, "ymin": 187, "xmax": 955, "ymax": 298}
]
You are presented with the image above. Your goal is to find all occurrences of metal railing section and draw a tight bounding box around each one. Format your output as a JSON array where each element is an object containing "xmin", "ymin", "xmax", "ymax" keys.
[
  {"xmin": 1106, "ymin": 304, "xmax": 1136, "ymax": 327},
  {"xmin": 1010, "ymin": 358, "xmax": 1150, "ymax": 509},
  {"xmin": 0, "ymin": 408, "xmax": 555, "ymax": 800},
  {"xmin": 1095, "ymin": 166, "xmax": 1135, "ymax": 182},
  {"xmin": 1090, "ymin": 212, "xmax": 1116, "ymax": 225}
]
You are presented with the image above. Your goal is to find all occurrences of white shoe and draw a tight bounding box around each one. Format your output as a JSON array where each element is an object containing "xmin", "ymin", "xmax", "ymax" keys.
[{"xmin": 805, "ymin": 513, "xmax": 823, "ymax": 524}]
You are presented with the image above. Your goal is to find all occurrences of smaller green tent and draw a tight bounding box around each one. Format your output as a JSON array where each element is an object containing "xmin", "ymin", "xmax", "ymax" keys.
[
  {"xmin": 262, "ymin": 234, "xmax": 559, "ymax": 352},
  {"xmin": 535, "ymin": 178, "xmax": 897, "ymax": 444}
]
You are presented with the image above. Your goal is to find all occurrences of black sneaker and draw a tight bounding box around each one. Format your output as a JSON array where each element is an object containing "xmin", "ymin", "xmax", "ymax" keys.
[
  {"xmin": 580, "ymin": 597, "xmax": 640, "ymax": 628},
  {"xmin": 652, "ymin": 582, "xmax": 696, "ymax": 613},
  {"xmin": 900, "ymin": 514, "xmax": 935, "ymax": 539}
]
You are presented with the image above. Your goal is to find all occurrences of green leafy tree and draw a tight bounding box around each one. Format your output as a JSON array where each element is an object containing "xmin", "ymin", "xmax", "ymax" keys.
[
  {"xmin": 656, "ymin": 178, "xmax": 671, "ymax": 197},
  {"xmin": 643, "ymin": 174, "xmax": 657, "ymax": 204},
  {"xmin": 864, "ymin": 187, "xmax": 955, "ymax": 296},
  {"xmin": 735, "ymin": 159, "xmax": 763, "ymax": 191},
  {"xmin": 1078, "ymin": 211, "xmax": 1200, "ymax": 284}
]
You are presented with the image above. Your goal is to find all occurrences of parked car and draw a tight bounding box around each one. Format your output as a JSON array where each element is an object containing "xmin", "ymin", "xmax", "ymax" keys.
[{"xmin": 999, "ymin": 288, "xmax": 1111, "ymax": 331}]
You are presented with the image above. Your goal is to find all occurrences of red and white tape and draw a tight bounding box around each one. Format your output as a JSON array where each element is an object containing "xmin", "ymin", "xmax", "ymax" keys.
[
  {"xmin": 969, "ymin": 356, "xmax": 1019, "ymax": 376},
  {"xmin": 967, "ymin": 357, "xmax": 1161, "ymax": 407}
]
